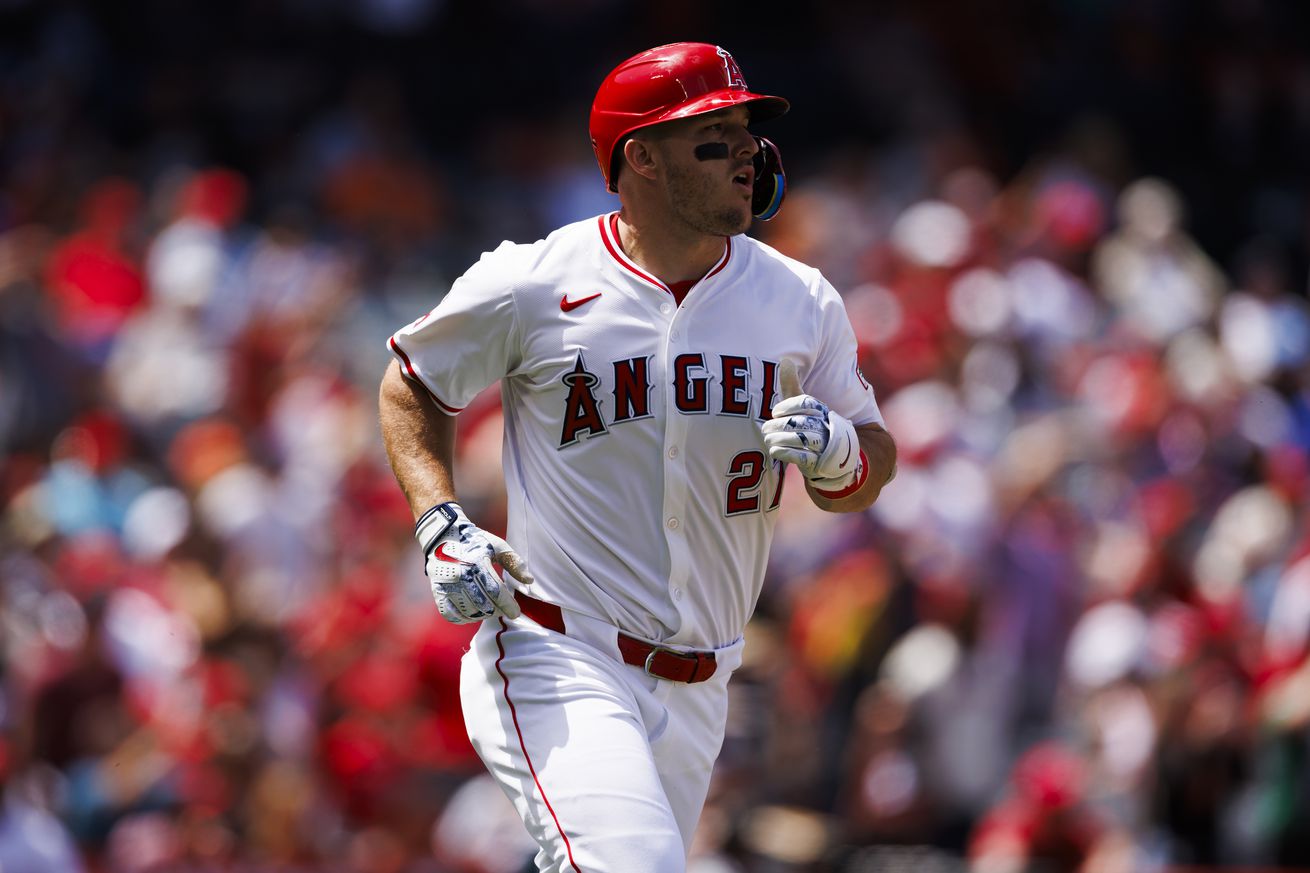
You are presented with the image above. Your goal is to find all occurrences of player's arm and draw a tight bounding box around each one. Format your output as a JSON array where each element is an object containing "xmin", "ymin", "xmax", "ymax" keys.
[
  {"xmin": 379, "ymin": 358, "xmax": 458, "ymax": 514},
  {"xmin": 379, "ymin": 359, "xmax": 533, "ymax": 623}
]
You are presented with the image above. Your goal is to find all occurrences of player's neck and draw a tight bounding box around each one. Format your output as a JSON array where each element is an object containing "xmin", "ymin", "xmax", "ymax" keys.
[{"xmin": 614, "ymin": 211, "xmax": 725, "ymax": 287}]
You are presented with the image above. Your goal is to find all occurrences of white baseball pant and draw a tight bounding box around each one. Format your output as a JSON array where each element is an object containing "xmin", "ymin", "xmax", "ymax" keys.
[{"xmin": 460, "ymin": 607, "xmax": 745, "ymax": 873}]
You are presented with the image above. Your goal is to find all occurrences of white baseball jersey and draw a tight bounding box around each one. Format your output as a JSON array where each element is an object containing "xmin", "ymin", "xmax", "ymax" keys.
[{"xmin": 389, "ymin": 212, "xmax": 881, "ymax": 650}]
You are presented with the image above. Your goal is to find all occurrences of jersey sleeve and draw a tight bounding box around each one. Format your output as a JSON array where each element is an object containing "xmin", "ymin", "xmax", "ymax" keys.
[
  {"xmin": 387, "ymin": 243, "xmax": 522, "ymax": 413},
  {"xmin": 805, "ymin": 276, "xmax": 884, "ymax": 426}
]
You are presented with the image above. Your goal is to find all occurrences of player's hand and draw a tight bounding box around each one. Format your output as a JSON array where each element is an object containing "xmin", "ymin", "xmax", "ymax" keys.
[
  {"xmin": 415, "ymin": 502, "xmax": 534, "ymax": 625},
  {"xmin": 761, "ymin": 359, "xmax": 861, "ymax": 491}
]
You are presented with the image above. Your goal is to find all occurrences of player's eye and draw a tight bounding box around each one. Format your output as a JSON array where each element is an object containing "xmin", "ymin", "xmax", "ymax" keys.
[{"xmin": 705, "ymin": 123, "xmax": 723, "ymax": 134}]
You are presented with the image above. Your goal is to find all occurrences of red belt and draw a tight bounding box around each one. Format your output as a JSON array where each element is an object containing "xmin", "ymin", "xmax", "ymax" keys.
[{"xmin": 513, "ymin": 592, "xmax": 717, "ymax": 684}]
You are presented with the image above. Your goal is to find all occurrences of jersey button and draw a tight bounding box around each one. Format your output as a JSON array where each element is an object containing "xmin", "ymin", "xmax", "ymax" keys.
[
  {"xmin": 671, "ymin": 329, "xmax": 681, "ymax": 340},
  {"xmin": 666, "ymin": 517, "xmax": 680, "ymax": 530},
  {"xmin": 668, "ymin": 446, "xmax": 679, "ymax": 459},
  {"xmin": 673, "ymin": 588, "xmax": 683, "ymax": 601},
  {"xmin": 659, "ymin": 303, "xmax": 672, "ymax": 315}
]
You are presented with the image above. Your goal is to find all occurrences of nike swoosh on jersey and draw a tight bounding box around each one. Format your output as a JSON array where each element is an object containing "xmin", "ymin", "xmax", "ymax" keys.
[
  {"xmin": 432, "ymin": 543, "xmax": 464, "ymax": 563},
  {"xmin": 560, "ymin": 292, "xmax": 602, "ymax": 312}
]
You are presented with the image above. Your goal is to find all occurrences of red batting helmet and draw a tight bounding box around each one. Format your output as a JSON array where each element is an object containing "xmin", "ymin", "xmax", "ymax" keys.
[{"xmin": 590, "ymin": 43, "xmax": 789, "ymax": 192}]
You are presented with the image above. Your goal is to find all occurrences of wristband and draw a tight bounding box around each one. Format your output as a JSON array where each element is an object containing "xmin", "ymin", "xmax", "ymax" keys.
[{"xmin": 415, "ymin": 501, "xmax": 461, "ymax": 556}]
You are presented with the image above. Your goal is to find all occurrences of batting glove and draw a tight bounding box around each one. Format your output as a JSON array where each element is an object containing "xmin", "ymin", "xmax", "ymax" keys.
[
  {"xmin": 415, "ymin": 502, "xmax": 534, "ymax": 625},
  {"xmin": 762, "ymin": 393, "xmax": 862, "ymax": 493}
]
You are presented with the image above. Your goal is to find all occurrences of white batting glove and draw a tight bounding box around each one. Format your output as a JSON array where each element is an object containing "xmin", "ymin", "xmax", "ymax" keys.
[
  {"xmin": 415, "ymin": 502, "xmax": 534, "ymax": 624},
  {"xmin": 761, "ymin": 358, "xmax": 863, "ymax": 493},
  {"xmin": 762, "ymin": 394, "xmax": 862, "ymax": 492}
]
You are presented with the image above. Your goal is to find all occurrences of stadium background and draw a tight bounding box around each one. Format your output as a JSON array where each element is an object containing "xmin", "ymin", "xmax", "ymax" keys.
[{"xmin": 2, "ymin": 0, "xmax": 1310, "ymax": 870}]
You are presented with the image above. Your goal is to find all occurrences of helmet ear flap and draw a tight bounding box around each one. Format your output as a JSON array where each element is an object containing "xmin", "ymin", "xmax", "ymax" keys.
[{"xmin": 751, "ymin": 136, "xmax": 786, "ymax": 221}]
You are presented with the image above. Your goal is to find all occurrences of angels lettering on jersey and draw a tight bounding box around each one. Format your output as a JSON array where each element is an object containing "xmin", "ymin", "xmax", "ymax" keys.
[{"xmin": 559, "ymin": 352, "xmax": 781, "ymax": 448}]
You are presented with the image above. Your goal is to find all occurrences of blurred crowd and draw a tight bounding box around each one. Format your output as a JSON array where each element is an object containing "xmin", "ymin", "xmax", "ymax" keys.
[{"xmin": 3, "ymin": 1, "xmax": 1310, "ymax": 872}]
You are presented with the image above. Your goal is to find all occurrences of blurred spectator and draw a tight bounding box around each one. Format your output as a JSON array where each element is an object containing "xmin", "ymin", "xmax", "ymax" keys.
[
  {"xmin": 0, "ymin": 736, "xmax": 86, "ymax": 873},
  {"xmin": 1092, "ymin": 178, "xmax": 1227, "ymax": 346},
  {"xmin": 42, "ymin": 179, "xmax": 147, "ymax": 363}
]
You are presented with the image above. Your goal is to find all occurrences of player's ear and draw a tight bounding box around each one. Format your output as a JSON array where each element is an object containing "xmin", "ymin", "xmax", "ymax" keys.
[{"xmin": 621, "ymin": 135, "xmax": 660, "ymax": 184}]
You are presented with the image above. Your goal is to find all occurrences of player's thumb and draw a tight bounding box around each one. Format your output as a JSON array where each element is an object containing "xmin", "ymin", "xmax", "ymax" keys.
[
  {"xmin": 778, "ymin": 357, "xmax": 802, "ymax": 400},
  {"xmin": 487, "ymin": 533, "xmax": 535, "ymax": 586}
]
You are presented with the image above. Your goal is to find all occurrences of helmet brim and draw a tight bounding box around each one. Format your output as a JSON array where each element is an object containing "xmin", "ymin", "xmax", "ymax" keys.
[{"xmin": 655, "ymin": 90, "xmax": 790, "ymax": 127}]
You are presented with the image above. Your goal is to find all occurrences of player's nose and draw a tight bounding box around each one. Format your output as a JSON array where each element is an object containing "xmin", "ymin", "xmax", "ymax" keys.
[{"xmin": 731, "ymin": 126, "xmax": 758, "ymax": 160}]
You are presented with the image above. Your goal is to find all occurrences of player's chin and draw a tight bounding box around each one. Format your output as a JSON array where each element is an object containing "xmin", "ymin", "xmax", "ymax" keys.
[
  {"xmin": 682, "ymin": 197, "xmax": 751, "ymax": 237},
  {"xmin": 713, "ymin": 202, "xmax": 753, "ymax": 236}
]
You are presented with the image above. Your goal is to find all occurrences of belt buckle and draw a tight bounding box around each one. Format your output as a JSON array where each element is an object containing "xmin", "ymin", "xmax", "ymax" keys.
[
  {"xmin": 644, "ymin": 645, "xmax": 677, "ymax": 679},
  {"xmin": 643, "ymin": 645, "xmax": 714, "ymax": 682}
]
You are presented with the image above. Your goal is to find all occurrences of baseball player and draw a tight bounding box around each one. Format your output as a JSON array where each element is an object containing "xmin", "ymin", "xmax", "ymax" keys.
[{"xmin": 378, "ymin": 42, "xmax": 897, "ymax": 872}]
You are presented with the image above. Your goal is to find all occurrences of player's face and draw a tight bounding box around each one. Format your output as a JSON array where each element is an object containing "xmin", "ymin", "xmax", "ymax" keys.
[{"xmin": 651, "ymin": 107, "xmax": 757, "ymax": 237}]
